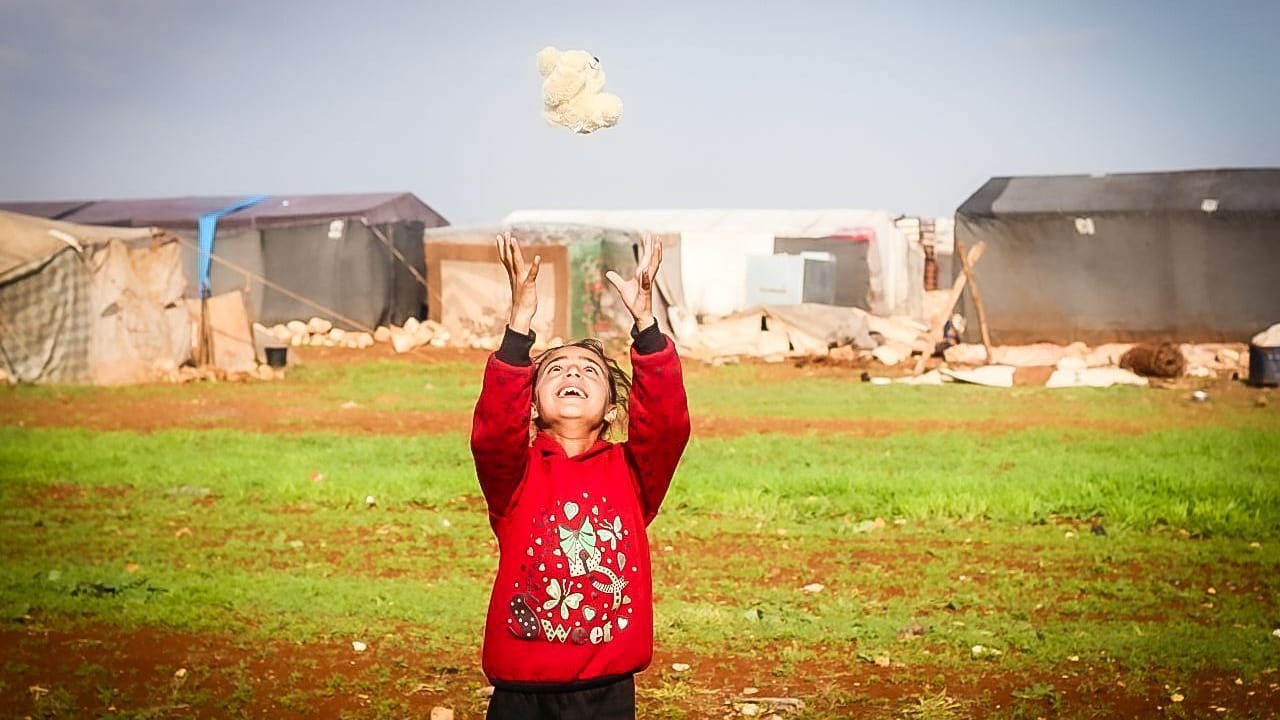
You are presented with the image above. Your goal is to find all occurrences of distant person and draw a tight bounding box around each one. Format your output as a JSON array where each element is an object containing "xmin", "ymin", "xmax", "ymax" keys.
[
  {"xmin": 934, "ymin": 313, "xmax": 967, "ymax": 357},
  {"xmin": 471, "ymin": 232, "xmax": 691, "ymax": 720}
]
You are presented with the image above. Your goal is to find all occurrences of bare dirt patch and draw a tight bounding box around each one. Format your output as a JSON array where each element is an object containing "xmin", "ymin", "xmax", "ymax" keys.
[{"xmin": 5, "ymin": 621, "xmax": 1275, "ymax": 719}]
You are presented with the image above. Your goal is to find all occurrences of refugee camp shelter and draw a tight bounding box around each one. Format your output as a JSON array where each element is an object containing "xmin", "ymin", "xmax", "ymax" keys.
[
  {"xmin": 0, "ymin": 210, "xmax": 189, "ymax": 384},
  {"xmin": 503, "ymin": 209, "xmax": 919, "ymax": 321},
  {"xmin": 955, "ymin": 169, "xmax": 1280, "ymax": 343},
  {"xmin": 423, "ymin": 224, "xmax": 687, "ymax": 343},
  {"xmin": 0, "ymin": 192, "xmax": 447, "ymax": 329}
]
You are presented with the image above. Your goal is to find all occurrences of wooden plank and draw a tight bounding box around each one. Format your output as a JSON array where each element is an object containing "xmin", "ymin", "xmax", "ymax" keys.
[
  {"xmin": 912, "ymin": 241, "xmax": 986, "ymax": 374},
  {"xmin": 955, "ymin": 238, "xmax": 994, "ymax": 361}
]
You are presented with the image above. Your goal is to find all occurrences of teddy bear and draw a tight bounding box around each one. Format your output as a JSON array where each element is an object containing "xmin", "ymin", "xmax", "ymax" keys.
[{"xmin": 536, "ymin": 46, "xmax": 623, "ymax": 134}]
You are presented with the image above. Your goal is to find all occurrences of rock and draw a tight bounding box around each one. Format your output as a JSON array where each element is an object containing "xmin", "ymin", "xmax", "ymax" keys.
[
  {"xmin": 289, "ymin": 334, "xmax": 305, "ymax": 347},
  {"xmin": 1253, "ymin": 323, "xmax": 1280, "ymax": 347},
  {"xmin": 1045, "ymin": 367, "xmax": 1148, "ymax": 388},
  {"xmin": 943, "ymin": 343, "xmax": 988, "ymax": 365},
  {"xmin": 286, "ymin": 320, "xmax": 308, "ymax": 336},
  {"xmin": 307, "ymin": 317, "xmax": 333, "ymax": 334},
  {"xmin": 1086, "ymin": 343, "xmax": 1134, "ymax": 367},
  {"xmin": 374, "ymin": 326, "xmax": 392, "ymax": 343},
  {"xmin": 895, "ymin": 370, "xmax": 945, "ymax": 385},
  {"xmin": 351, "ymin": 641, "xmax": 367, "ymax": 652},
  {"xmin": 391, "ymin": 330, "xmax": 420, "ymax": 354},
  {"xmin": 404, "ymin": 317, "xmax": 421, "ymax": 333},
  {"xmin": 940, "ymin": 365, "xmax": 1016, "ymax": 387},
  {"xmin": 1064, "ymin": 341, "xmax": 1089, "ymax": 359},
  {"xmin": 671, "ymin": 662, "xmax": 690, "ymax": 672},
  {"xmin": 990, "ymin": 343, "xmax": 1070, "ymax": 367},
  {"xmin": 1056, "ymin": 356, "xmax": 1088, "ymax": 371},
  {"xmin": 827, "ymin": 345, "xmax": 855, "ymax": 362},
  {"xmin": 739, "ymin": 702, "xmax": 760, "ymax": 716},
  {"xmin": 896, "ymin": 623, "xmax": 927, "ymax": 641},
  {"xmin": 351, "ymin": 332, "xmax": 375, "ymax": 348},
  {"xmin": 429, "ymin": 708, "xmax": 454, "ymax": 720},
  {"xmin": 269, "ymin": 324, "xmax": 291, "ymax": 342},
  {"xmin": 871, "ymin": 342, "xmax": 910, "ymax": 367},
  {"xmin": 328, "ymin": 328, "xmax": 347, "ymax": 343},
  {"xmin": 801, "ymin": 583, "xmax": 824, "ymax": 594}
]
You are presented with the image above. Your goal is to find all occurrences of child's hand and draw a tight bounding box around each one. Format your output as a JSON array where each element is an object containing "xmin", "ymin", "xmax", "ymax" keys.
[
  {"xmin": 496, "ymin": 232, "xmax": 541, "ymax": 334},
  {"xmin": 605, "ymin": 233, "xmax": 663, "ymax": 331}
]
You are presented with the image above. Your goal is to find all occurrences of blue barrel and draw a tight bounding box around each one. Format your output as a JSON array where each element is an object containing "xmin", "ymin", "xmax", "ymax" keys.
[{"xmin": 1249, "ymin": 344, "xmax": 1280, "ymax": 387}]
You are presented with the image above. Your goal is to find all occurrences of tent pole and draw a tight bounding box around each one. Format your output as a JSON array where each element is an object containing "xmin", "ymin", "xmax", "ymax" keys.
[
  {"xmin": 955, "ymin": 238, "xmax": 994, "ymax": 362},
  {"xmin": 197, "ymin": 293, "xmax": 214, "ymax": 368}
]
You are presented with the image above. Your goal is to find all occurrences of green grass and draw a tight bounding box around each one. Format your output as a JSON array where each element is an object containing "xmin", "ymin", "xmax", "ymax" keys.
[
  {"xmin": 1, "ymin": 357, "xmax": 1278, "ymax": 717},
  {"xmin": 2, "ymin": 423, "xmax": 1277, "ymax": 678}
]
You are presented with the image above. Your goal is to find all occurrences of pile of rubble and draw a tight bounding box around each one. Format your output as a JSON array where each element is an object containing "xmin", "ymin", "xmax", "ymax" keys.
[
  {"xmin": 254, "ymin": 317, "xmax": 557, "ymax": 354},
  {"xmin": 939, "ymin": 341, "xmax": 1248, "ymax": 378},
  {"xmin": 258, "ymin": 317, "xmax": 376, "ymax": 350}
]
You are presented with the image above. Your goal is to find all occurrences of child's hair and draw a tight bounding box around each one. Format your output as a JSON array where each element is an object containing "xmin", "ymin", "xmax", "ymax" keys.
[{"xmin": 533, "ymin": 338, "xmax": 632, "ymax": 438}]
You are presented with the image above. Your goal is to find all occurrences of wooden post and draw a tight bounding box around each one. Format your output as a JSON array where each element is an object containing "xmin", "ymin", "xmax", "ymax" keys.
[
  {"xmin": 912, "ymin": 241, "xmax": 986, "ymax": 374},
  {"xmin": 954, "ymin": 238, "xmax": 994, "ymax": 363}
]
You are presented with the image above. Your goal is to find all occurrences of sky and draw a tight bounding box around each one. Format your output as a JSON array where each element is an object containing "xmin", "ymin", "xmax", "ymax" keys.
[{"xmin": 1, "ymin": 0, "xmax": 1278, "ymax": 224}]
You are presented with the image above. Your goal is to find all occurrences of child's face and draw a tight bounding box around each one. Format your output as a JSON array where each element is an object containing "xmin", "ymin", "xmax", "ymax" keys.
[{"xmin": 533, "ymin": 346, "xmax": 612, "ymax": 431}]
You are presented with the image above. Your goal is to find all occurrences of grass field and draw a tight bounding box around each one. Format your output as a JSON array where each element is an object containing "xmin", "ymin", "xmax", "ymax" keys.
[{"xmin": 2, "ymin": 346, "xmax": 1279, "ymax": 719}]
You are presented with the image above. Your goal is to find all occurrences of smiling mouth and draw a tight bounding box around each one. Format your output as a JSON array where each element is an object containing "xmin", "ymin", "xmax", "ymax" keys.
[{"xmin": 557, "ymin": 386, "xmax": 587, "ymax": 399}]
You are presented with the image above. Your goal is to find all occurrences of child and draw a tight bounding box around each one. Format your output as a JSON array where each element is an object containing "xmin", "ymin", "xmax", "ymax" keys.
[{"xmin": 471, "ymin": 232, "xmax": 691, "ymax": 720}]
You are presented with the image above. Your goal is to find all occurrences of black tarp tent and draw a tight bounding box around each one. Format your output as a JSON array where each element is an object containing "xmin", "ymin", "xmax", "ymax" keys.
[
  {"xmin": 954, "ymin": 169, "xmax": 1280, "ymax": 344},
  {"xmin": 0, "ymin": 192, "xmax": 447, "ymax": 329}
]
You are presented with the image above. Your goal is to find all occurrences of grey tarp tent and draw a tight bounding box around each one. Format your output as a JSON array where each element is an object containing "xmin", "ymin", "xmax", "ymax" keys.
[
  {"xmin": 0, "ymin": 192, "xmax": 447, "ymax": 330},
  {"xmin": 955, "ymin": 169, "xmax": 1280, "ymax": 343},
  {"xmin": 0, "ymin": 210, "xmax": 189, "ymax": 384}
]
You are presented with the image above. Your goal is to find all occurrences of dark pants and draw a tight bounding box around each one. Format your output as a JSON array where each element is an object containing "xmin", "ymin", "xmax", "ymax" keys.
[{"xmin": 486, "ymin": 675, "xmax": 635, "ymax": 720}]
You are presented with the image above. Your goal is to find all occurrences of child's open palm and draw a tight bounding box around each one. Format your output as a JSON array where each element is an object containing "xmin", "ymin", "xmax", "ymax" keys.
[
  {"xmin": 496, "ymin": 231, "xmax": 541, "ymax": 334},
  {"xmin": 605, "ymin": 233, "xmax": 663, "ymax": 331}
]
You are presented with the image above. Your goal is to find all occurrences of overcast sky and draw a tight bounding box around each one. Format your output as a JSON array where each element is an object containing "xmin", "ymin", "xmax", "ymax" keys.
[{"xmin": 2, "ymin": 0, "xmax": 1278, "ymax": 224}]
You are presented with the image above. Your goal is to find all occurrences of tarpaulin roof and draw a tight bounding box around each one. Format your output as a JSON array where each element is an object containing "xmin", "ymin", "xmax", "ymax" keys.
[
  {"xmin": 502, "ymin": 209, "xmax": 901, "ymax": 237},
  {"xmin": 958, "ymin": 168, "xmax": 1280, "ymax": 218},
  {"xmin": 0, "ymin": 192, "xmax": 447, "ymax": 230},
  {"xmin": 0, "ymin": 210, "xmax": 160, "ymax": 284}
]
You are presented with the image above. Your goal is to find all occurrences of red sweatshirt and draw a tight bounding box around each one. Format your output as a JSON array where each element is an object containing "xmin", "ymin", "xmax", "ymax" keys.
[{"xmin": 470, "ymin": 330, "xmax": 691, "ymax": 689}]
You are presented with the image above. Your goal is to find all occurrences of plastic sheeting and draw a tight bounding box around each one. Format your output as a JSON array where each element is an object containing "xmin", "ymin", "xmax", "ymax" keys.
[
  {"xmin": 0, "ymin": 211, "xmax": 190, "ymax": 384},
  {"xmin": 502, "ymin": 209, "xmax": 918, "ymax": 320}
]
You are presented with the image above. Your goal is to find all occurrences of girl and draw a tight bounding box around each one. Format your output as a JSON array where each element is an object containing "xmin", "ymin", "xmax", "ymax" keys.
[{"xmin": 471, "ymin": 232, "xmax": 690, "ymax": 720}]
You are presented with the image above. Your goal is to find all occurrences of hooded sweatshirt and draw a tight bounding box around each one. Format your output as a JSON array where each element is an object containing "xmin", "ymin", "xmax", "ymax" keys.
[{"xmin": 470, "ymin": 325, "xmax": 690, "ymax": 689}]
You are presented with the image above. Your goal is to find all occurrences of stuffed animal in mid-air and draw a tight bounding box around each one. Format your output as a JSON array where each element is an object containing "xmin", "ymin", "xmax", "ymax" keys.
[{"xmin": 536, "ymin": 46, "xmax": 622, "ymax": 134}]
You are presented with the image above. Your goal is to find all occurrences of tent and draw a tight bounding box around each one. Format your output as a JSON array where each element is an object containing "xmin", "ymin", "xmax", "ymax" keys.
[
  {"xmin": 502, "ymin": 209, "xmax": 919, "ymax": 320},
  {"xmin": 423, "ymin": 224, "xmax": 688, "ymax": 344},
  {"xmin": 955, "ymin": 169, "xmax": 1280, "ymax": 343},
  {"xmin": 0, "ymin": 211, "xmax": 189, "ymax": 384},
  {"xmin": 0, "ymin": 192, "xmax": 447, "ymax": 330}
]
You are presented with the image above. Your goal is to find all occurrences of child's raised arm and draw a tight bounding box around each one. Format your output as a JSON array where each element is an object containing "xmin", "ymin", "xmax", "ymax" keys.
[
  {"xmin": 608, "ymin": 234, "xmax": 691, "ymax": 523},
  {"xmin": 497, "ymin": 231, "xmax": 541, "ymax": 335},
  {"xmin": 471, "ymin": 233, "xmax": 541, "ymax": 516}
]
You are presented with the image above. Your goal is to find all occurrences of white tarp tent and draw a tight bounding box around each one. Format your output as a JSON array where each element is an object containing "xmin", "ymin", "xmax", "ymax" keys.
[{"xmin": 503, "ymin": 209, "xmax": 917, "ymax": 320}]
